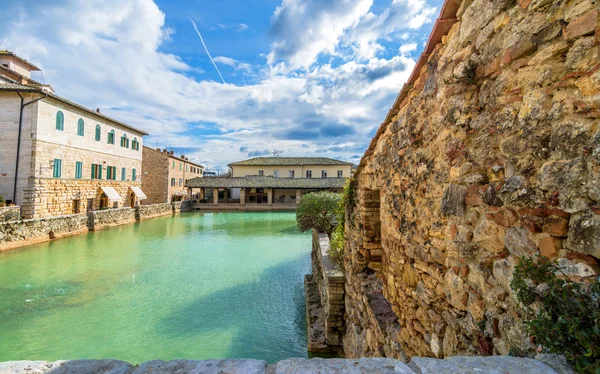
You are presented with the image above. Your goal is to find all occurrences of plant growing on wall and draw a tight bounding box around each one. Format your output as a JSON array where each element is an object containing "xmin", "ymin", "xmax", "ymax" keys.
[
  {"xmin": 0, "ymin": 195, "xmax": 5, "ymax": 207},
  {"xmin": 329, "ymin": 180, "xmax": 354, "ymax": 271},
  {"xmin": 511, "ymin": 257, "xmax": 600, "ymax": 373},
  {"xmin": 296, "ymin": 191, "xmax": 341, "ymax": 237}
]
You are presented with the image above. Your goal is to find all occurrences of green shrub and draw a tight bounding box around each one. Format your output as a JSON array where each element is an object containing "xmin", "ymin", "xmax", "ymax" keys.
[
  {"xmin": 296, "ymin": 191, "xmax": 341, "ymax": 236},
  {"xmin": 0, "ymin": 195, "xmax": 5, "ymax": 206},
  {"xmin": 328, "ymin": 180, "xmax": 354, "ymax": 271},
  {"xmin": 511, "ymin": 257, "xmax": 600, "ymax": 373}
]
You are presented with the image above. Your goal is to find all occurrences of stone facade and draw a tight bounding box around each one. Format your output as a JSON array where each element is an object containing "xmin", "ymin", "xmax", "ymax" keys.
[
  {"xmin": 344, "ymin": 0, "xmax": 600, "ymax": 362},
  {"xmin": 21, "ymin": 178, "xmax": 143, "ymax": 218},
  {"xmin": 142, "ymin": 147, "xmax": 203, "ymax": 204},
  {"xmin": 0, "ymin": 355, "xmax": 572, "ymax": 374},
  {"xmin": 0, "ymin": 206, "xmax": 20, "ymax": 222}
]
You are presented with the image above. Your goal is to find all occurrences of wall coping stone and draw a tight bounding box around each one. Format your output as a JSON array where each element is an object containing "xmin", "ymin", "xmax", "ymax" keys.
[{"xmin": 0, "ymin": 357, "xmax": 565, "ymax": 374}]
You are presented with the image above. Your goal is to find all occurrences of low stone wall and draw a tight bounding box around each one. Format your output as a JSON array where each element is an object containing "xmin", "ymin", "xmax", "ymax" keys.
[
  {"xmin": 172, "ymin": 200, "xmax": 192, "ymax": 213},
  {"xmin": 0, "ymin": 206, "xmax": 20, "ymax": 222},
  {"xmin": 305, "ymin": 231, "xmax": 345, "ymax": 352},
  {"xmin": 136, "ymin": 203, "xmax": 173, "ymax": 220},
  {"xmin": 87, "ymin": 208, "xmax": 136, "ymax": 231},
  {"xmin": 0, "ymin": 355, "xmax": 572, "ymax": 373},
  {"xmin": 0, "ymin": 213, "xmax": 88, "ymax": 251}
]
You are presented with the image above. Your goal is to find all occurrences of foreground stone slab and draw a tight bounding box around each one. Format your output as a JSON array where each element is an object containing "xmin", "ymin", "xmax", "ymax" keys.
[
  {"xmin": 408, "ymin": 356, "xmax": 559, "ymax": 374},
  {"xmin": 132, "ymin": 359, "xmax": 266, "ymax": 374},
  {"xmin": 276, "ymin": 358, "xmax": 413, "ymax": 374},
  {"xmin": 0, "ymin": 360, "xmax": 133, "ymax": 374}
]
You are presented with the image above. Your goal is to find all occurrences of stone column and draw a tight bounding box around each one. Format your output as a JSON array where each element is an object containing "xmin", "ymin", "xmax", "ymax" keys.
[
  {"xmin": 296, "ymin": 189, "xmax": 302, "ymax": 204},
  {"xmin": 240, "ymin": 188, "xmax": 246, "ymax": 205},
  {"xmin": 187, "ymin": 187, "xmax": 193, "ymax": 201},
  {"xmin": 199, "ymin": 188, "xmax": 205, "ymax": 200},
  {"xmin": 213, "ymin": 188, "xmax": 219, "ymax": 205},
  {"xmin": 267, "ymin": 188, "xmax": 273, "ymax": 205}
]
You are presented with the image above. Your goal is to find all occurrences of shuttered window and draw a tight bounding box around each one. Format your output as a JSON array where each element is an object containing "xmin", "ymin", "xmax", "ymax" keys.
[
  {"xmin": 56, "ymin": 111, "xmax": 64, "ymax": 131},
  {"xmin": 95, "ymin": 125, "xmax": 101, "ymax": 141},
  {"xmin": 91, "ymin": 164, "xmax": 102, "ymax": 179},
  {"xmin": 108, "ymin": 130, "xmax": 115, "ymax": 144},
  {"xmin": 77, "ymin": 119, "xmax": 84, "ymax": 136},
  {"xmin": 121, "ymin": 167, "xmax": 126, "ymax": 181},
  {"xmin": 75, "ymin": 161, "xmax": 83, "ymax": 179},
  {"xmin": 132, "ymin": 168, "xmax": 136, "ymax": 181},
  {"xmin": 53, "ymin": 159, "xmax": 62, "ymax": 178}
]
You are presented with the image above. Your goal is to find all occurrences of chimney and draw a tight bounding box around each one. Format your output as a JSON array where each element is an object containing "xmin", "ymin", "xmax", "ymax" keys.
[
  {"xmin": 156, "ymin": 147, "xmax": 161, "ymax": 151},
  {"xmin": 170, "ymin": 151, "xmax": 174, "ymax": 155},
  {"xmin": 180, "ymin": 155, "xmax": 185, "ymax": 159},
  {"xmin": 185, "ymin": 157, "xmax": 189, "ymax": 161},
  {"xmin": 96, "ymin": 108, "xmax": 101, "ymax": 113}
]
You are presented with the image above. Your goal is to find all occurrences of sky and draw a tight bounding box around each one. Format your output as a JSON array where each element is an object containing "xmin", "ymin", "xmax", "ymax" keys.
[{"xmin": 0, "ymin": 0, "xmax": 443, "ymax": 171}]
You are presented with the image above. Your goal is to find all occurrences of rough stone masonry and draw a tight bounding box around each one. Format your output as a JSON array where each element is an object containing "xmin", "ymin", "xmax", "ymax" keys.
[{"xmin": 344, "ymin": 0, "xmax": 600, "ymax": 361}]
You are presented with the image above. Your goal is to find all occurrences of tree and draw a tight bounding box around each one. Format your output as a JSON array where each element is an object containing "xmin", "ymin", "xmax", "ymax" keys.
[{"xmin": 296, "ymin": 191, "xmax": 342, "ymax": 236}]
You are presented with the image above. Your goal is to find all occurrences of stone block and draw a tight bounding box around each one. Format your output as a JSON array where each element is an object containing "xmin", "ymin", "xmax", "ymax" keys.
[
  {"xmin": 564, "ymin": 10, "xmax": 599, "ymax": 40},
  {"xmin": 505, "ymin": 226, "xmax": 537, "ymax": 258},
  {"xmin": 275, "ymin": 358, "xmax": 413, "ymax": 374},
  {"xmin": 542, "ymin": 216, "xmax": 569, "ymax": 237},
  {"xmin": 441, "ymin": 184, "xmax": 466, "ymax": 216},
  {"xmin": 408, "ymin": 356, "xmax": 559, "ymax": 373},
  {"xmin": 133, "ymin": 359, "xmax": 266, "ymax": 374},
  {"xmin": 0, "ymin": 360, "xmax": 133, "ymax": 374},
  {"xmin": 564, "ymin": 210, "xmax": 600, "ymax": 259}
]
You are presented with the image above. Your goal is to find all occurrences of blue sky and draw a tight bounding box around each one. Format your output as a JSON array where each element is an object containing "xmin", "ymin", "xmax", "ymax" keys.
[{"xmin": 0, "ymin": 0, "xmax": 442, "ymax": 171}]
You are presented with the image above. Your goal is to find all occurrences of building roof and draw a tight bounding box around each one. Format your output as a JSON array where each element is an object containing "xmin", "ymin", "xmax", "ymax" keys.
[
  {"xmin": 0, "ymin": 51, "xmax": 41, "ymax": 71},
  {"xmin": 228, "ymin": 157, "xmax": 353, "ymax": 167},
  {"xmin": 143, "ymin": 146, "xmax": 204, "ymax": 169},
  {"xmin": 186, "ymin": 176, "xmax": 347, "ymax": 189},
  {"xmin": 0, "ymin": 82, "xmax": 149, "ymax": 135}
]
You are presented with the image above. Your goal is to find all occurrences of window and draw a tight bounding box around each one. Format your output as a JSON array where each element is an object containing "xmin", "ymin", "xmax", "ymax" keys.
[
  {"xmin": 77, "ymin": 118, "xmax": 84, "ymax": 136},
  {"xmin": 321, "ymin": 170, "xmax": 327, "ymax": 178},
  {"xmin": 179, "ymin": 178, "xmax": 183, "ymax": 186},
  {"xmin": 95, "ymin": 125, "xmax": 101, "ymax": 141},
  {"xmin": 185, "ymin": 164, "xmax": 188, "ymax": 172},
  {"xmin": 274, "ymin": 170, "xmax": 279, "ymax": 178},
  {"xmin": 91, "ymin": 163, "xmax": 102, "ymax": 179},
  {"xmin": 132, "ymin": 168, "xmax": 136, "ymax": 181},
  {"xmin": 55, "ymin": 111, "xmax": 64, "ymax": 131},
  {"xmin": 172, "ymin": 161, "xmax": 175, "ymax": 169},
  {"xmin": 171, "ymin": 178, "xmax": 176, "ymax": 187},
  {"xmin": 306, "ymin": 170, "xmax": 312, "ymax": 178},
  {"xmin": 53, "ymin": 159, "xmax": 62, "ymax": 178},
  {"xmin": 108, "ymin": 130, "xmax": 115, "ymax": 144},
  {"xmin": 107, "ymin": 166, "xmax": 117, "ymax": 180},
  {"xmin": 75, "ymin": 161, "xmax": 83, "ymax": 179},
  {"xmin": 258, "ymin": 170, "xmax": 264, "ymax": 176},
  {"xmin": 120, "ymin": 134, "xmax": 129, "ymax": 148},
  {"xmin": 289, "ymin": 170, "xmax": 295, "ymax": 178},
  {"xmin": 337, "ymin": 170, "xmax": 343, "ymax": 177},
  {"xmin": 180, "ymin": 163, "xmax": 182, "ymax": 170},
  {"xmin": 121, "ymin": 167, "xmax": 126, "ymax": 181},
  {"xmin": 132, "ymin": 138, "xmax": 139, "ymax": 151}
]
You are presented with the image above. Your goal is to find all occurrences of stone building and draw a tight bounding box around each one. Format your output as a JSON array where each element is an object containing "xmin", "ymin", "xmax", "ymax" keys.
[
  {"xmin": 141, "ymin": 147, "xmax": 204, "ymax": 204},
  {"xmin": 0, "ymin": 51, "xmax": 148, "ymax": 218},
  {"xmin": 185, "ymin": 157, "xmax": 352, "ymax": 209},
  {"xmin": 341, "ymin": 0, "xmax": 600, "ymax": 363}
]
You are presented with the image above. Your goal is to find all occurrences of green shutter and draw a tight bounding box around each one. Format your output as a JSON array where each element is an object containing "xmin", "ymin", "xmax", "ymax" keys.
[
  {"xmin": 121, "ymin": 168, "xmax": 126, "ymax": 181},
  {"xmin": 56, "ymin": 112, "xmax": 64, "ymax": 131},
  {"xmin": 77, "ymin": 119, "xmax": 84, "ymax": 136},
  {"xmin": 75, "ymin": 161, "xmax": 82, "ymax": 179},
  {"xmin": 132, "ymin": 168, "xmax": 136, "ymax": 181},
  {"xmin": 98, "ymin": 165, "xmax": 102, "ymax": 180},
  {"xmin": 91, "ymin": 164, "xmax": 95, "ymax": 179},
  {"xmin": 53, "ymin": 159, "xmax": 61, "ymax": 178},
  {"xmin": 95, "ymin": 125, "xmax": 101, "ymax": 141}
]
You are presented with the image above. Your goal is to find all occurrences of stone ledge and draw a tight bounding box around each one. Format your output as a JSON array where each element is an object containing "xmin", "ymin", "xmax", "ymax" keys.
[{"xmin": 0, "ymin": 357, "xmax": 566, "ymax": 374}]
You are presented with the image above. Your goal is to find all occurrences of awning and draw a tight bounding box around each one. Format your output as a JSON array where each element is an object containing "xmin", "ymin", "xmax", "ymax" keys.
[
  {"xmin": 130, "ymin": 186, "xmax": 147, "ymax": 200},
  {"xmin": 100, "ymin": 187, "xmax": 122, "ymax": 202},
  {"xmin": 173, "ymin": 191, "xmax": 187, "ymax": 196}
]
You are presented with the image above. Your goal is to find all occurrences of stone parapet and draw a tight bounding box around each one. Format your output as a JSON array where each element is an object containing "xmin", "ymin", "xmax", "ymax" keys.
[
  {"xmin": 0, "ymin": 356, "xmax": 571, "ymax": 373},
  {"xmin": 305, "ymin": 231, "xmax": 345, "ymax": 353},
  {"xmin": 172, "ymin": 200, "xmax": 192, "ymax": 213},
  {"xmin": 87, "ymin": 208, "xmax": 136, "ymax": 231},
  {"xmin": 0, "ymin": 206, "xmax": 20, "ymax": 222},
  {"xmin": 136, "ymin": 203, "xmax": 173, "ymax": 220}
]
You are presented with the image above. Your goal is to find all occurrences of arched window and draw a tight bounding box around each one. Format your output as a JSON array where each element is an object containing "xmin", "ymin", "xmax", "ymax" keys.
[
  {"xmin": 95, "ymin": 124, "xmax": 101, "ymax": 141},
  {"xmin": 108, "ymin": 130, "xmax": 115, "ymax": 144},
  {"xmin": 77, "ymin": 118, "xmax": 84, "ymax": 136},
  {"xmin": 56, "ymin": 111, "xmax": 64, "ymax": 131},
  {"xmin": 120, "ymin": 133, "xmax": 129, "ymax": 148},
  {"xmin": 132, "ymin": 138, "xmax": 139, "ymax": 151}
]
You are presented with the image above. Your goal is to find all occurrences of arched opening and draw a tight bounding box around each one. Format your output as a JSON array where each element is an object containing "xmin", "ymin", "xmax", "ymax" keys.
[
  {"xmin": 99, "ymin": 192, "xmax": 108, "ymax": 209},
  {"xmin": 129, "ymin": 192, "xmax": 136, "ymax": 208}
]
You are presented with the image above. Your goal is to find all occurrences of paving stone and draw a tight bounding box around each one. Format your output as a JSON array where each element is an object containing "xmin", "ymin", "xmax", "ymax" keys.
[
  {"xmin": 275, "ymin": 358, "xmax": 414, "ymax": 374},
  {"xmin": 0, "ymin": 360, "xmax": 133, "ymax": 374},
  {"xmin": 408, "ymin": 356, "xmax": 559, "ymax": 374},
  {"xmin": 132, "ymin": 359, "xmax": 266, "ymax": 374}
]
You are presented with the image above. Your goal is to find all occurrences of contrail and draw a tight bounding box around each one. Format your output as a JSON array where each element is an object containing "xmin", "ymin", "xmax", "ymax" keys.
[{"xmin": 191, "ymin": 19, "xmax": 226, "ymax": 84}]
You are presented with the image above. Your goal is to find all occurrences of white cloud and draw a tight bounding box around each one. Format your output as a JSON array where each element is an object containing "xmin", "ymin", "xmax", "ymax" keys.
[
  {"xmin": 0, "ymin": 0, "xmax": 435, "ymax": 169},
  {"xmin": 399, "ymin": 42, "xmax": 418, "ymax": 54}
]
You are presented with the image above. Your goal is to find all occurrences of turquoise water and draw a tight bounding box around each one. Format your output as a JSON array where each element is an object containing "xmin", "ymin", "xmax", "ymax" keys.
[{"xmin": 0, "ymin": 211, "xmax": 310, "ymax": 364}]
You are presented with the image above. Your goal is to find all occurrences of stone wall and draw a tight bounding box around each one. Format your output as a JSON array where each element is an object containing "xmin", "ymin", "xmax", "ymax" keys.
[
  {"xmin": 87, "ymin": 207, "xmax": 137, "ymax": 231},
  {"xmin": 136, "ymin": 202, "xmax": 173, "ymax": 220},
  {"xmin": 172, "ymin": 200, "xmax": 192, "ymax": 213},
  {"xmin": 0, "ymin": 213, "xmax": 88, "ymax": 250},
  {"xmin": 345, "ymin": 0, "xmax": 600, "ymax": 361},
  {"xmin": 0, "ymin": 355, "xmax": 573, "ymax": 373},
  {"xmin": 305, "ymin": 231, "xmax": 345, "ymax": 352},
  {"xmin": 141, "ymin": 147, "xmax": 170, "ymax": 204},
  {"xmin": 0, "ymin": 206, "xmax": 20, "ymax": 222}
]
